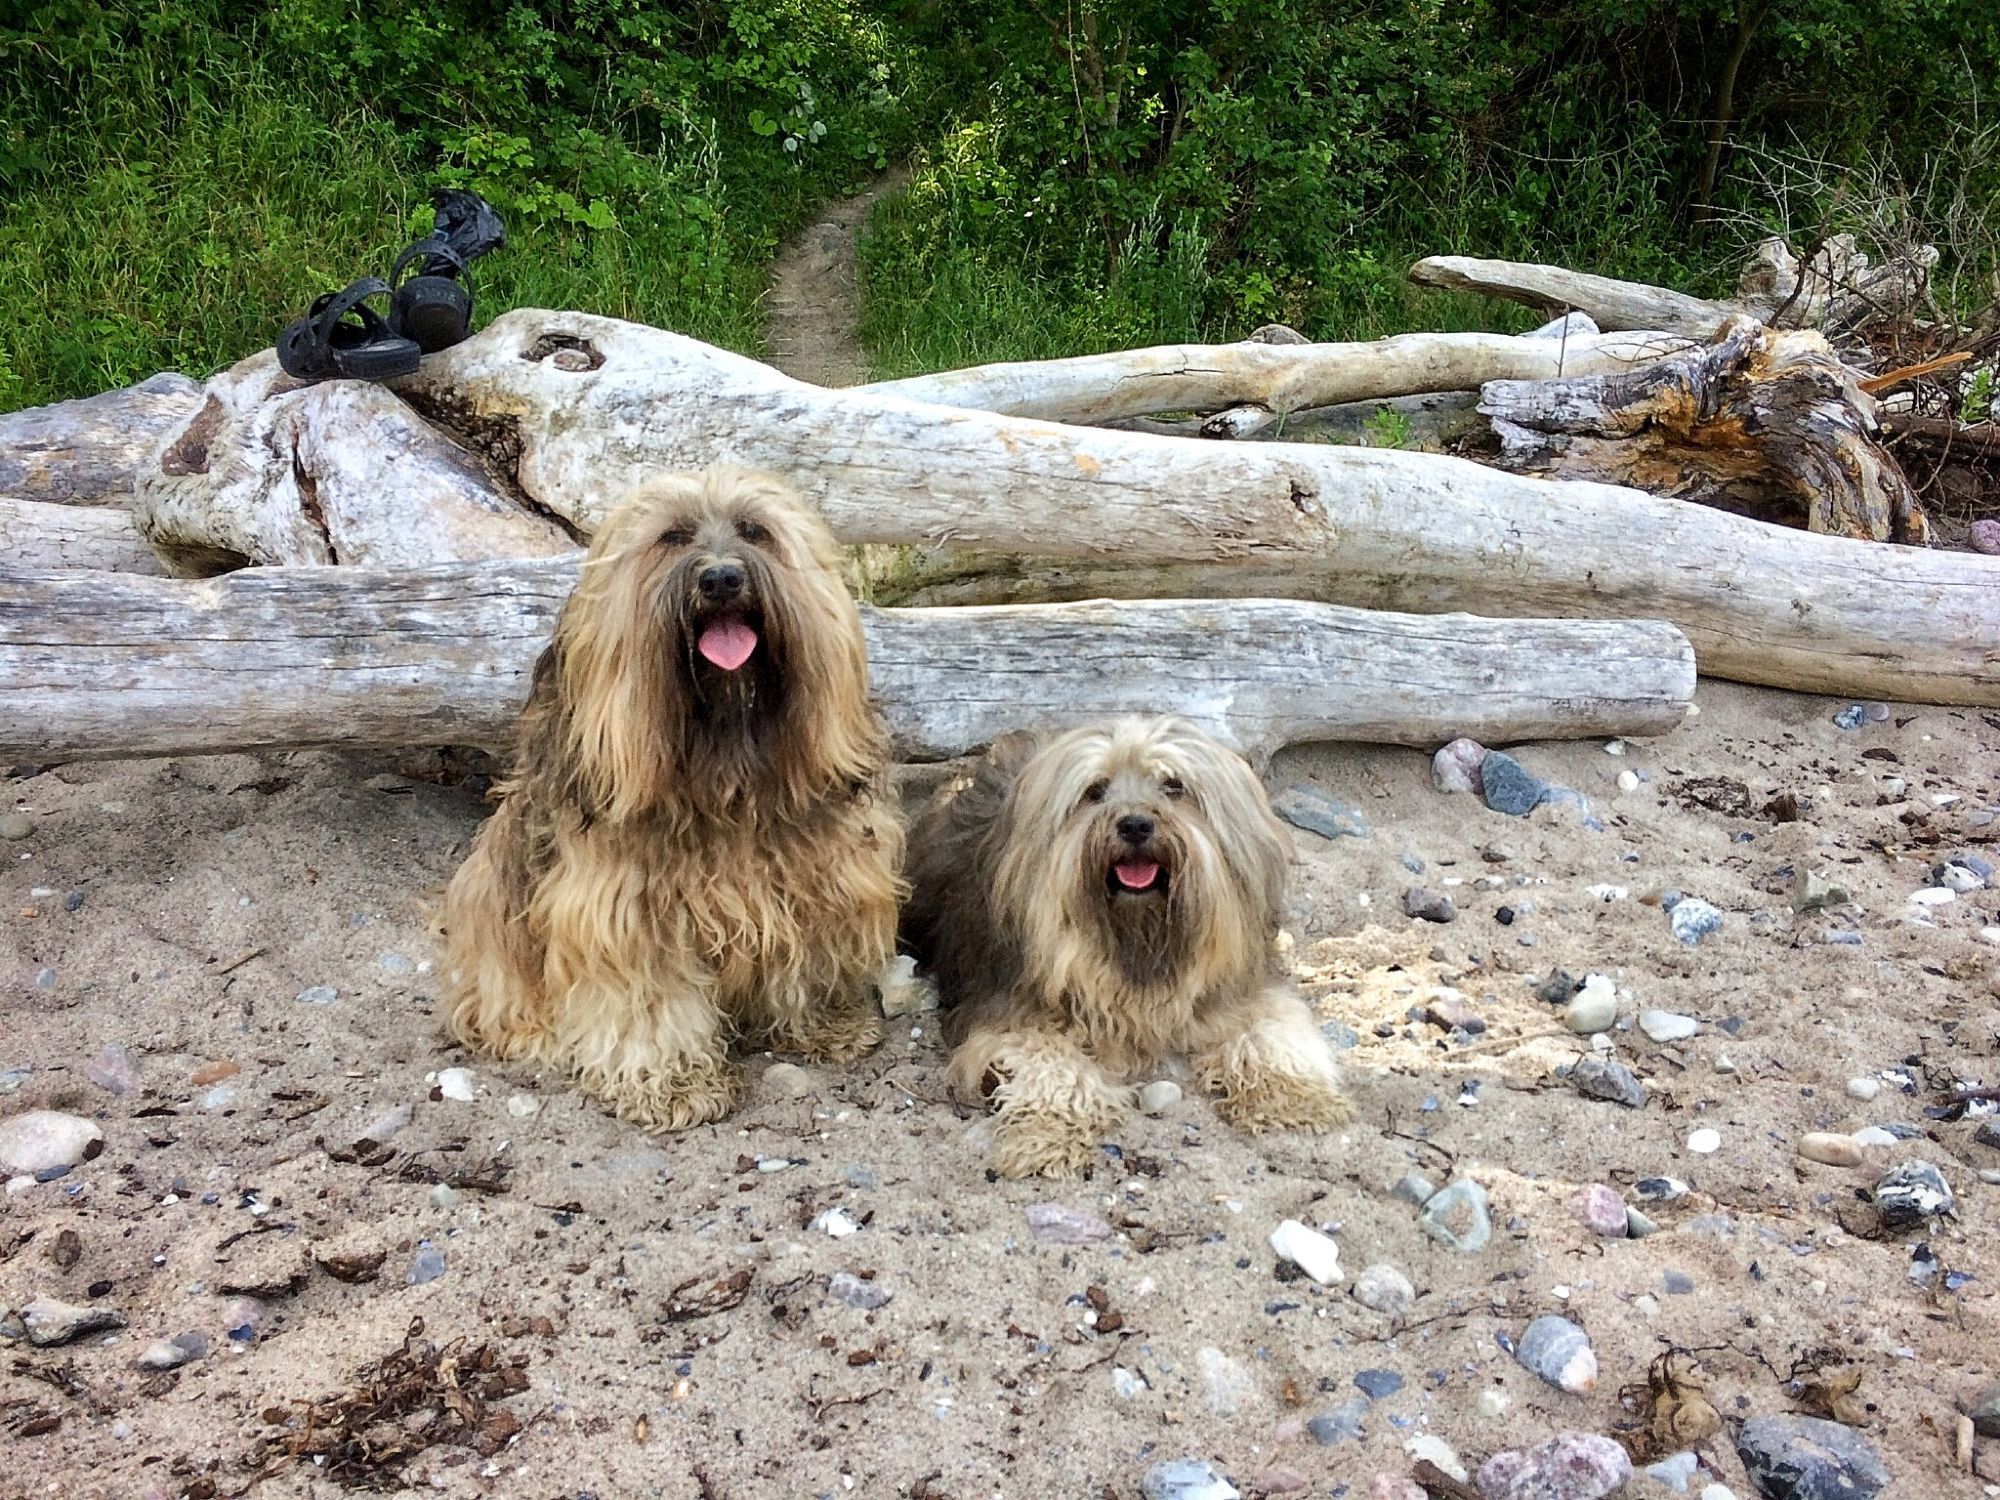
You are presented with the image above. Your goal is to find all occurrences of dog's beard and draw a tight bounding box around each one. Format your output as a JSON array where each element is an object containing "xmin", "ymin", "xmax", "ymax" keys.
[
  {"xmin": 662, "ymin": 580, "xmax": 786, "ymax": 748},
  {"xmin": 1083, "ymin": 825, "xmax": 1193, "ymax": 989}
]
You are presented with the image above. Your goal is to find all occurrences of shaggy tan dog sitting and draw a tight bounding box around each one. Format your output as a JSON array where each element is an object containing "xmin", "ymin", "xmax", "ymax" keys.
[
  {"xmin": 902, "ymin": 716, "xmax": 1350, "ymax": 1178},
  {"xmin": 443, "ymin": 467, "xmax": 902, "ymax": 1129}
]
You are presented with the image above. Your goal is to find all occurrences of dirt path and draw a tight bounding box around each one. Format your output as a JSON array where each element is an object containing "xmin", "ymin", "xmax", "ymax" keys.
[{"xmin": 764, "ymin": 169, "xmax": 908, "ymax": 387}]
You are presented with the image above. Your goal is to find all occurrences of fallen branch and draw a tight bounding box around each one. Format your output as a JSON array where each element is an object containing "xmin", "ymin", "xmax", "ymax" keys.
[
  {"xmin": 0, "ymin": 560, "xmax": 1696, "ymax": 764},
  {"xmin": 0, "ymin": 497, "xmax": 166, "ymax": 574}
]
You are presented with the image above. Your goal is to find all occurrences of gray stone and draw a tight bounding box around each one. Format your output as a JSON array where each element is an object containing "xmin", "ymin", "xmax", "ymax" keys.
[
  {"xmin": 1639, "ymin": 1009, "xmax": 1699, "ymax": 1043},
  {"xmin": 1571, "ymin": 1056, "xmax": 1647, "ymax": 1108},
  {"xmin": 1963, "ymin": 1377, "xmax": 2000, "ymax": 1438},
  {"xmin": 1643, "ymin": 1451, "xmax": 1701, "ymax": 1494},
  {"xmin": 1874, "ymin": 1160, "xmax": 1953, "ymax": 1230},
  {"xmin": 1025, "ymin": 1202, "xmax": 1113, "ymax": 1244},
  {"xmin": 136, "ymin": 1336, "xmax": 197, "ymax": 1371},
  {"xmin": 0, "ymin": 812, "xmax": 33, "ymax": 841},
  {"xmin": 352, "ymin": 1102, "xmax": 414, "ymax": 1150},
  {"xmin": 1419, "ymin": 1180, "xmax": 1492, "ymax": 1253},
  {"xmin": 1307, "ymin": 1396, "xmax": 1369, "ymax": 1445},
  {"xmin": 829, "ymin": 1271, "xmax": 892, "ymax": 1310},
  {"xmin": 1391, "ymin": 1173, "xmax": 1436, "ymax": 1206},
  {"xmin": 408, "ymin": 1246, "xmax": 446, "ymax": 1285},
  {"xmin": 1477, "ymin": 1431, "xmax": 1631, "ymax": 1498},
  {"xmin": 85, "ymin": 1043, "xmax": 140, "ymax": 1096},
  {"xmin": 1976, "ymin": 1119, "xmax": 2000, "ymax": 1151},
  {"xmin": 1625, "ymin": 1207, "xmax": 1661, "ymax": 1238},
  {"xmin": 1139, "ymin": 1079, "xmax": 1183, "ymax": 1116},
  {"xmin": 1141, "ymin": 1459, "xmax": 1239, "ymax": 1500},
  {"xmin": 1515, "ymin": 1315, "xmax": 1597, "ymax": 1394},
  {"xmin": 1354, "ymin": 1368, "xmax": 1403, "ymax": 1399},
  {"xmin": 1402, "ymin": 887, "xmax": 1457, "ymax": 924},
  {"xmin": 1791, "ymin": 869, "xmax": 1850, "ymax": 912},
  {"xmin": 1481, "ymin": 753, "xmax": 1548, "ymax": 816},
  {"xmin": 1735, "ymin": 1414, "xmax": 1888, "ymax": 1500},
  {"xmin": 1197, "ymin": 1346, "xmax": 1255, "ymax": 1417},
  {"xmin": 1271, "ymin": 785, "xmax": 1371, "ymax": 842},
  {"xmin": 1351, "ymin": 1262, "xmax": 1416, "ymax": 1317},
  {"xmin": 1832, "ymin": 704, "xmax": 1867, "ymax": 730},
  {"xmin": 295, "ymin": 984, "xmax": 338, "ymax": 1006},
  {"xmin": 1669, "ymin": 898, "xmax": 1723, "ymax": 945},
  {"xmin": 0, "ymin": 1110, "xmax": 103, "ymax": 1175},
  {"xmin": 19, "ymin": 1294, "xmax": 125, "ymax": 1347},
  {"xmin": 1534, "ymin": 969, "xmax": 1580, "ymax": 1004}
]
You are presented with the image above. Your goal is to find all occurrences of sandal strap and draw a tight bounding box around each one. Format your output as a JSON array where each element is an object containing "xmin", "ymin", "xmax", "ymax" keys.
[
  {"xmin": 391, "ymin": 235, "xmax": 474, "ymax": 298},
  {"xmin": 308, "ymin": 276, "xmax": 396, "ymax": 344}
]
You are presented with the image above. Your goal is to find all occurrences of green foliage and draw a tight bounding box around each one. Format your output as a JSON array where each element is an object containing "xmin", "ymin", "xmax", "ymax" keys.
[
  {"xmin": 1964, "ymin": 368, "xmax": 1995, "ymax": 426},
  {"xmin": 1363, "ymin": 406, "xmax": 1413, "ymax": 450}
]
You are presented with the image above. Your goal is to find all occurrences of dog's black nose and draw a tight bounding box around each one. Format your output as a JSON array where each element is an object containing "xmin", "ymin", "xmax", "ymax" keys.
[
  {"xmin": 698, "ymin": 564, "xmax": 746, "ymax": 601},
  {"xmin": 1116, "ymin": 814, "xmax": 1155, "ymax": 845}
]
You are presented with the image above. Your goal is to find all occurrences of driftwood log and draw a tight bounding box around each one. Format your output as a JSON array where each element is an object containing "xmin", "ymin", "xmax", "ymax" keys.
[
  {"xmin": 93, "ymin": 309, "xmax": 2000, "ymax": 706},
  {"xmin": 1, "ymin": 497, "xmax": 166, "ymax": 574},
  {"xmin": 0, "ymin": 372, "xmax": 201, "ymax": 505},
  {"xmin": 1411, "ymin": 236, "xmax": 1937, "ymax": 342},
  {"xmin": 0, "ymin": 562, "xmax": 1696, "ymax": 765},
  {"xmin": 1477, "ymin": 317, "xmax": 1927, "ymax": 543}
]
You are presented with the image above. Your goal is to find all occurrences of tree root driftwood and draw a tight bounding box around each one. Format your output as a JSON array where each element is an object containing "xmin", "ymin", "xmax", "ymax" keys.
[
  {"xmin": 0, "ymin": 562, "xmax": 1696, "ymax": 765},
  {"xmin": 1477, "ymin": 316, "xmax": 1928, "ymax": 543}
]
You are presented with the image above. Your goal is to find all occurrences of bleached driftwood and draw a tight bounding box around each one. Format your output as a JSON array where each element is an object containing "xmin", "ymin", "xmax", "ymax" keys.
[
  {"xmin": 1411, "ymin": 237, "xmax": 1938, "ymax": 343},
  {"xmin": 0, "ymin": 561, "xmax": 1696, "ymax": 765},
  {"xmin": 1477, "ymin": 318, "xmax": 1927, "ymax": 543},
  {"xmin": 117, "ymin": 310, "xmax": 2000, "ymax": 706},
  {"xmin": 0, "ymin": 372, "xmax": 201, "ymax": 505},
  {"xmin": 0, "ymin": 497, "xmax": 166, "ymax": 574},
  {"xmin": 861, "ymin": 327, "xmax": 1685, "ymax": 424},
  {"xmin": 134, "ymin": 356, "xmax": 576, "ymax": 569}
]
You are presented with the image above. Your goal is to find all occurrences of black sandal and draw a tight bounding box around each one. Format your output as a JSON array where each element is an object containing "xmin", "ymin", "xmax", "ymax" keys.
[
  {"xmin": 276, "ymin": 277, "xmax": 422, "ymax": 383},
  {"xmin": 389, "ymin": 190, "xmax": 507, "ymax": 354}
]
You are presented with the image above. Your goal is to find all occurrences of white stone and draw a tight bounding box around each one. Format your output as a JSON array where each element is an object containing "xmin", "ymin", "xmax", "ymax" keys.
[
  {"xmin": 505, "ymin": 1094, "xmax": 540, "ymax": 1118},
  {"xmin": 1197, "ymin": 1346, "xmax": 1256, "ymax": 1417},
  {"xmin": 1351, "ymin": 1262, "xmax": 1416, "ymax": 1317},
  {"xmin": 1269, "ymin": 1219, "xmax": 1342, "ymax": 1285},
  {"xmin": 1563, "ymin": 974, "xmax": 1618, "ymax": 1034},
  {"xmin": 433, "ymin": 1067, "xmax": 476, "ymax": 1101},
  {"xmin": 1639, "ymin": 1009, "xmax": 1699, "ymax": 1042},
  {"xmin": 1846, "ymin": 1077, "xmax": 1880, "ymax": 1102},
  {"xmin": 1139, "ymin": 1080, "xmax": 1183, "ymax": 1117},
  {"xmin": 811, "ymin": 1207, "xmax": 862, "ymax": 1238},
  {"xmin": 1700, "ymin": 1487, "xmax": 1740, "ymax": 1500},
  {"xmin": 1403, "ymin": 1435, "xmax": 1467, "ymax": 1482},
  {"xmin": 1687, "ymin": 1127, "xmax": 1721, "ymax": 1154},
  {"xmin": 1851, "ymin": 1126, "xmax": 1899, "ymax": 1147},
  {"xmin": 1938, "ymin": 864, "xmax": 1985, "ymax": 893},
  {"xmin": 877, "ymin": 954, "xmax": 938, "ymax": 1017},
  {"xmin": 0, "ymin": 1110, "xmax": 103, "ymax": 1175},
  {"xmin": 1908, "ymin": 886, "xmax": 1956, "ymax": 907},
  {"xmin": 1586, "ymin": 883, "xmax": 1629, "ymax": 902},
  {"xmin": 1616, "ymin": 769, "xmax": 1640, "ymax": 792},
  {"xmin": 1798, "ymin": 1132, "xmax": 1865, "ymax": 1167},
  {"xmin": 1477, "ymin": 1388, "xmax": 1510, "ymax": 1418}
]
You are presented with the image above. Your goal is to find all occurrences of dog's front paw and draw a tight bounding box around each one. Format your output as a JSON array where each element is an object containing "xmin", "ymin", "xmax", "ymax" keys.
[
  {"xmin": 601, "ymin": 1054, "xmax": 744, "ymax": 1132},
  {"xmin": 991, "ymin": 1110, "xmax": 1103, "ymax": 1179},
  {"xmin": 777, "ymin": 1005, "xmax": 884, "ymax": 1065},
  {"xmin": 1210, "ymin": 1069, "xmax": 1353, "ymax": 1134}
]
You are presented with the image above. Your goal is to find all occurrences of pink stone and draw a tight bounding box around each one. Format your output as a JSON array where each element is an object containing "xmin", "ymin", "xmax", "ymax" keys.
[
  {"xmin": 1251, "ymin": 1468, "xmax": 1310, "ymax": 1495},
  {"xmin": 1368, "ymin": 1478, "xmax": 1426, "ymax": 1500},
  {"xmin": 1432, "ymin": 737, "xmax": 1489, "ymax": 795},
  {"xmin": 1476, "ymin": 1431, "xmax": 1632, "ymax": 1499},
  {"xmin": 1567, "ymin": 1183, "xmax": 1629, "ymax": 1237},
  {"xmin": 1971, "ymin": 518, "xmax": 2000, "ymax": 556}
]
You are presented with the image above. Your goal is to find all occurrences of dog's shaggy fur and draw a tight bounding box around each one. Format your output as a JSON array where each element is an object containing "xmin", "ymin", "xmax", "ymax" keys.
[
  {"xmin": 443, "ymin": 467, "xmax": 902, "ymax": 1129},
  {"xmin": 902, "ymin": 716, "xmax": 1349, "ymax": 1177}
]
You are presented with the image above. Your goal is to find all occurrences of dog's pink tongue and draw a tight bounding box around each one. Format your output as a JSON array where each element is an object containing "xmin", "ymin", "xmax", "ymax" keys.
[
  {"xmin": 1114, "ymin": 859, "xmax": 1161, "ymax": 890},
  {"xmin": 697, "ymin": 619, "xmax": 758, "ymax": 671}
]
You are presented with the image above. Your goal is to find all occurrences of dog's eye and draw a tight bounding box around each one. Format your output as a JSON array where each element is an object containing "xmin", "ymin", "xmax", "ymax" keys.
[
  {"xmin": 1083, "ymin": 778, "xmax": 1109, "ymax": 804},
  {"xmin": 735, "ymin": 519, "xmax": 772, "ymax": 544},
  {"xmin": 660, "ymin": 525, "xmax": 695, "ymax": 548},
  {"xmin": 1161, "ymin": 777, "xmax": 1186, "ymax": 799}
]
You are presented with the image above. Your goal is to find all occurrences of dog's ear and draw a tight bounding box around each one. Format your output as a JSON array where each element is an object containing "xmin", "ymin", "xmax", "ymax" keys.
[{"xmin": 1179, "ymin": 730, "xmax": 1290, "ymax": 923}]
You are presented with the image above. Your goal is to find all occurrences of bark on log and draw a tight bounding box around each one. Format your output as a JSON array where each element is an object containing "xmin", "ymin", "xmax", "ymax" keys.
[
  {"xmin": 0, "ymin": 372, "xmax": 202, "ymax": 505},
  {"xmin": 132, "ymin": 356, "xmax": 576, "ymax": 570},
  {"xmin": 124, "ymin": 310, "xmax": 2000, "ymax": 706},
  {"xmin": 0, "ymin": 561, "xmax": 1696, "ymax": 765},
  {"xmin": 0, "ymin": 497, "xmax": 166, "ymax": 574},
  {"xmin": 860, "ymin": 327, "xmax": 1685, "ymax": 423},
  {"xmin": 1476, "ymin": 318, "xmax": 1928, "ymax": 543}
]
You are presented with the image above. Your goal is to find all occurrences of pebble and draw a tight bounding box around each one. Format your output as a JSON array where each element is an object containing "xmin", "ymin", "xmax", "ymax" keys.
[
  {"xmin": 1874, "ymin": 1160, "xmax": 1953, "ymax": 1230},
  {"xmin": 1403, "ymin": 1435, "xmax": 1467, "ymax": 1482},
  {"xmin": 1972, "ymin": 518, "xmax": 2000, "ymax": 555},
  {"xmin": 812, "ymin": 1207, "xmax": 863, "ymax": 1238},
  {"xmin": 1480, "ymin": 753, "xmax": 1548, "ymax": 816},
  {"xmin": 1616, "ymin": 769, "xmax": 1640, "ymax": 793},
  {"xmin": 408, "ymin": 1246, "xmax": 447, "ymax": 1285},
  {"xmin": 1687, "ymin": 1127, "xmax": 1721, "ymax": 1154},
  {"xmin": 295, "ymin": 984, "xmax": 337, "ymax": 1006},
  {"xmin": 19, "ymin": 1294, "xmax": 126, "ymax": 1347},
  {"xmin": 1113, "ymin": 1366, "xmax": 1146, "ymax": 1400},
  {"xmin": 1351, "ymin": 1262, "xmax": 1415, "ymax": 1317},
  {"xmin": 1568, "ymin": 1184, "xmax": 1628, "ymax": 1237},
  {"xmin": 1391, "ymin": 1173, "xmax": 1437, "ymax": 1206},
  {"xmin": 1139, "ymin": 1080, "xmax": 1182, "ymax": 1117},
  {"xmin": 1909, "ymin": 886, "xmax": 1956, "ymax": 907},
  {"xmin": 1850, "ymin": 1126, "xmax": 1899, "ymax": 1147},
  {"xmin": 505, "ymin": 1093, "xmax": 540, "ymax": 1118},
  {"xmin": 1562, "ymin": 975, "xmax": 1619, "ymax": 1034},
  {"xmin": 829, "ymin": 1271, "xmax": 891, "ymax": 1310},
  {"xmin": 1977, "ymin": 1120, "xmax": 2000, "ymax": 1151},
  {"xmin": 1197, "ymin": 1346, "xmax": 1256, "ymax": 1417},
  {"xmin": 434, "ymin": 1067, "xmax": 477, "ymax": 1102},
  {"xmin": 1832, "ymin": 703, "xmax": 1867, "ymax": 730},
  {"xmin": 1423, "ymin": 996, "xmax": 1485, "ymax": 1034},
  {"xmin": 1269, "ymin": 1219, "xmax": 1342, "ymax": 1285},
  {"xmin": 1249, "ymin": 1467, "xmax": 1308, "ymax": 1495},
  {"xmin": 190, "ymin": 1060, "xmax": 239, "ymax": 1087},
  {"xmin": 0, "ymin": 1110, "xmax": 103, "ymax": 1175},
  {"xmin": 1964, "ymin": 1377, "xmax": 2000, "ymax": 1438},
  {"xmin": 1700, "ymin": 1488, "xmax": 1740, "ymax": 1500},
  {"xmin": 136, "ymin": 1333, "xmax": 203, "ymax": 1371},
  {"xmin": 1369, "ymin": 1480, "xmax": 1425, "ymax": 1500},
  {"xmin": 1571, "ymin": 1057, "xmax": 1647, "ymax": 1109},
  {"xmin": 1271, "ymin": 785, "xmax": 1371, "ymax": 841},
  {"xmin": 33, "ymin": 967, "xmax": 55, "ymax": 989},
  {"xmin": 1669, "ymin": 898, "xmax": 1723, "ymax": 945},
  {"xmin": 1308, "ymin": 1397, "xmax": 1369, "ymax": 1444},
  {"xmin": 224, "ymin": 1297, "xmax": 264, "ymax": 1342},
  {"xmin": 1515, "ymin": 1314, "xmax": 1598, "ymax": 1393},
  {"xmin": 763, "ymin": 1062, "xmax": 814, "ymax": 1098},
  {"xmin": 1639, "ymin": 1009, "xmax": 1699, "ymax": 1043},
  {"xmin": 1141, "ymin": 1459, "xmax": 1238, "ymax": 1500},
  {"xmin": 1354, "ymin": 1368, "xmax": 1403, "ymax": 1399},
  {"xmin": 1625, "ymin": 1206, "xmax": 1661, "ymax": 1238},
  {"xmin": 0, "ymin": 812, "xmax": 33, "ymax": 840},
  {"xmin": 1936, "ymin": 863, "xmax": 1986, "ymax": 894},
  {"xmin": 430, "ymin": 1184, "xmax": 461, "ymax": 1210},
  {"xmin": 1402, "ymin": 886, "xmax": 1457, "ymax": 924},
  {"xmin": 1846, "ymin": 1076, "xmax": 1880, "ymax": 1102},
  {"xmin": 1643, "ymin": 1451, "xmax": 1701, "ymax": 1493},
  {"xmin": 1419, "ymin": 1180, "xmax": 1492, "ymax": 1253},
  {"xmin": 1025, "ymin": 1202, "xmax": 1111, "ymax": 1244},
  {"xmin": 1431, "ymin": 738, "xmax": 1488, "ymax": 795},
  {"xmin": 1798, "ymin": 1132, "xmax": 1866, "ymax": 1167},
  {"xmin": 1790, "ymin": 869, "xmax": 1850, "ymax": 912},
  {"xmin": 1535, "ymin": 969, "xmax": 1581, "ymax": 1004},
  {"xmin": 1734, "ymin": 1414, "xmax": 1889, "ymax": 1500},
  {"xmin": 353, "ymin": 1102, "xmax": 413, "ymax": 1149},
  {"xmin": 878, "ymin": 954, "xmax": 937, "ymax": 1017},
  {"xmin": 1479, "ymin": 1389, "xmax": 1511, "ymax": 1418},
  {"xmin": 81, "ymin": 1042, "xmax": 141, "ymax": 1096},
  {"xmin": 1476, "ymin": 1431, "xmax": 1631, "ymax": 1499}
]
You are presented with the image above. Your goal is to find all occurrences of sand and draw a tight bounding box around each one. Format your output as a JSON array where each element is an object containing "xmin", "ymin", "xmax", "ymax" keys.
[{"xmin": 2, "ymin": 679, "xmax": 1997, "ymax": 1500}]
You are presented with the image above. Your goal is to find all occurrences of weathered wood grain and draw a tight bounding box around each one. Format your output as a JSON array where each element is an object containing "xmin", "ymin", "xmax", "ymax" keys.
[
  {"xmin": 0, "ymin": 497, "xmax": 167, "ymax": 574},
  {"xmin": 0, "ymin": 373, "xmax": 201, "ymax": 506},
  {"xmin": 0, "ymin": 560, "xmax": 1697, "ymax": 764}
]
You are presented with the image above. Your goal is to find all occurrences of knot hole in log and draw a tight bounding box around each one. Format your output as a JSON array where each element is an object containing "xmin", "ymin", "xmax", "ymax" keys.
[{"xmin": 522, "ymin": 333, "xmax": 606, "ymax": 373}]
